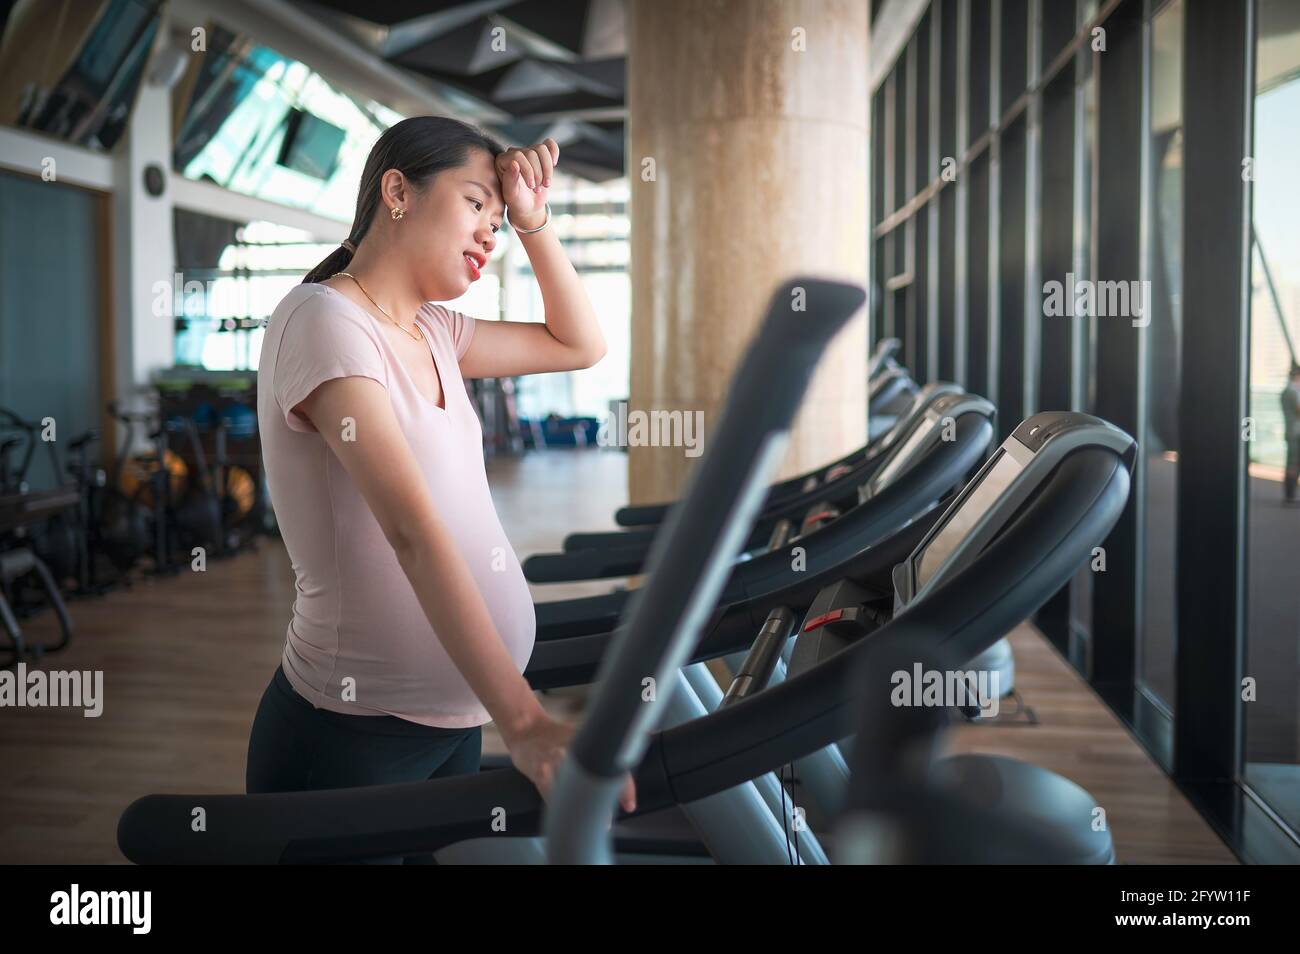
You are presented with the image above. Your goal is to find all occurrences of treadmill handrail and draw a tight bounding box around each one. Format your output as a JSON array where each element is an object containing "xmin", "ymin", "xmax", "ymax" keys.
[
  {"xmin": 611, "ymin": 383, "xmax": 963, "ymax": 528},
  {"xmin": 524, "ymin": 407, "xmax": 992, "ymax": 679},
  {"xmin": 652, "ymin": 447, "xmax": 1132, "ymax": 799},
  {"xmin": 867, "ymin": 337, "xmax": 903, "ymax": 379},
  {"xmin": 545, "ymin": 278, "xmax": 865, "ymax": 864},
  {"xmin": 727, "ymin": 410, "xmax": 994, "ymax": 601},
  {"xmin": 528, "ymin": 386, "xmax": 979, "ymax": 590},
  {"xmin": 590, "ymin": 379, "xmax": 967, "ymax": 545}
]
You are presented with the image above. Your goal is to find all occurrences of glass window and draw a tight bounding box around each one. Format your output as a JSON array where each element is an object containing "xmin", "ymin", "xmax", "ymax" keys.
[
  {"xmin": 1042, "ymin": 0, "xmax": 1078, "ymax": 67},
  {"xmin": 173, "ymin": 173, "xmax": 630, "ymax": 426},
  {"xmin": 1244, "ymin": 0, "xmax": 1300, "ymax": 837},
  {"xmin": 968, "ymin": 0, "xmax": 992, "ymax": 136},
  {"xmin": 1076, "ymin": 4, "xmax": 1098, "ymax": 412},
  {"xmin": 999, "ymin": 0, "xmax": 1028, "ymax": 115},
  {"xmin": 510, "ymin": 178, "xmax": 631, "ymax": 420},
  {"xmin": 174, "ymin": 26, "xmax": 403, "ymax": 221},
  {"xmin": 1138, "ymin": 0, "xmax": 1184, "ymax": 712}
]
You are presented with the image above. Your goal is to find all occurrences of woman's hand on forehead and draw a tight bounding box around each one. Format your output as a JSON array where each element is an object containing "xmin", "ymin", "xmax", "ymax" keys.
[{"xmin": 495, "ymin": 139, "xmax": 559, "ymax": 217}]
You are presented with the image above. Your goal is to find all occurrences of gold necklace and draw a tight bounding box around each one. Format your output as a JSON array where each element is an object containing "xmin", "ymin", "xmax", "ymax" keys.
[{"xmin": 336, "ymin": 272, "xmax": 423, "ymax": 342}]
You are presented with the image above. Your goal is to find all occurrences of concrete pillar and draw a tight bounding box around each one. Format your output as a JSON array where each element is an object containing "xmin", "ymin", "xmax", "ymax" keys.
[
  {"xmin": 113, "ymin": 60, "xmax": 175, "ymax": 407},
  {"xmin": 626, "ymin": 0, "xmax": 870, "ymax": 504}
]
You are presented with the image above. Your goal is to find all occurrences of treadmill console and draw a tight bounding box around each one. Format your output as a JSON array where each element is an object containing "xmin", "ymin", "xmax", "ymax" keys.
[
  {"xmin": 891, "ymin": 411, "xmax": 1136, "ymax": 610},
  {"xmin": 863, "ymin": 392, "xmax": 994, "ymax": 499}
]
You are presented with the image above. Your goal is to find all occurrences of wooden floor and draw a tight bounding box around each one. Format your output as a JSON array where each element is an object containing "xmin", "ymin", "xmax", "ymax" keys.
[{"xmin": 0, "ymin": 449, "xmax": 1234, "ymax": 863}]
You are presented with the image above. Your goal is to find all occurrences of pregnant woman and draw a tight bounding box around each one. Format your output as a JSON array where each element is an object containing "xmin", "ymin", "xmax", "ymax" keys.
[{"xmin": 247, "ymin": 117, "xmax": 634, "ymax": 825}]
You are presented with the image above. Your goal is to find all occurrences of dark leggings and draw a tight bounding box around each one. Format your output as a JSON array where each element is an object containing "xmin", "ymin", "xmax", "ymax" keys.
[{"xmin": 246, "ymin": 665, "xmax": 482, "ymax": 863}]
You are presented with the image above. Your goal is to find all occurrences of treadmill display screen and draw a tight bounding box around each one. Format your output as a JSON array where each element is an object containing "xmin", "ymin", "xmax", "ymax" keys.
[
  {"xmin": 916, "ymin": 451, "xmax": 1023, "ymax": 589},
  {"xmin": 871, "ymin": 418, "xmax": 934, "ymax": 488}
]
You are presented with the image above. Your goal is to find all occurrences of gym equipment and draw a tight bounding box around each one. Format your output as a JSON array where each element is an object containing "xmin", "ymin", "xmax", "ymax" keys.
[
  {"xmin": 0, "ymin": 487, "xmax": 78, "ymax": 667},
  {"xmin": 0, "ymin": 418, "xmax": 85, "ymax": 590},
  {"xmin": 159, "ymin": 416, "xmax": 225, "ymax": 566},
  {"xmin": 867, "ymin": 336, "xmax": 902, "ymax": 382},
  {"xmin": 561, "ymin": 380, "xmax": 964, "ymax": 554},
  {"xmin": 592, "ymin": 379, "xmax": 963, "ymax": 539},
  {"xmin": 523, "ymin": 385, "xmax": 985, "ymax": 584},
  {"xmin": 835, "ymin": 638, "xmax": 1099, "ymax": 863},
  {"xmin": 545, "ymin": 410, "xmax": 1133, "ymax": 863},
  {"xmin": 222, "ymin": 465, "xmax": 256, "ymax": 521},
  {"xmin": 521, "ymin": 386, "xmax": 995, "ymax": 658},
  {"xmin": 211, "ymin": 417, "xmax": 262, "ymax": 553},
  {"xmin": 0, "ymin": 437, "xmax": 21, "ymax": 495},
  {"xmin": 40, "ymin": 428, "xmax": 101, "ymax": 592},
  {"xmin": 93, "ymin": 405, "xmax": 163, "ymax": 577},
  {"xmin": 118, "ymin": 448, "xmax": 187, "ymax": 507},
  {"xmin": 152, "ymin": 373, "xmax": 268, "ymax": 558},
  {"xmin": 469, "ymin": 377, "xmax": 524, "ymax": 456},
  {"xmin": 518, "ymin": 391, "xmax": 1007, "ymax": 823},
  {"xmin": 0, "ymin": 407, "xmax": 63, "ymax": 494},
  {"xmin": 0, "ymin": 409, "xmax": 80, "ymax": 660},
  {"xmin": 515, "ymin": 385, "xmax": 1012, "ymax": 829},
  {"xmin": 867, "ymin": 364, "xmax": 918, "ymax": 439},
  {"xmin": 0, "ymin": 409, "xmax": 85, "ymax": 656},
  {"xmin": 96, "ymin": 404, "xmax": 174, "ymax": 576}
]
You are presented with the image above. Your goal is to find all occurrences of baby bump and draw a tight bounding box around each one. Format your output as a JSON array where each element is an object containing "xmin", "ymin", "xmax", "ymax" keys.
[{"xmin": 474, "ymin": 534, "xmax": 537, "ymax": 668}]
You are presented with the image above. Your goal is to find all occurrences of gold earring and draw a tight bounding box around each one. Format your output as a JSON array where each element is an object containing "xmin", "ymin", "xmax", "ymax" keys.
[{"xmin": 391, "ymin": 207, "xmax": 405, "ymax": 220}]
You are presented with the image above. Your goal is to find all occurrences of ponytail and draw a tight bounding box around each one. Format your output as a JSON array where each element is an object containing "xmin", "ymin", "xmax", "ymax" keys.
[{"xmin": 303, "ymin": 243, "xmax": 355, "ymax": 285}]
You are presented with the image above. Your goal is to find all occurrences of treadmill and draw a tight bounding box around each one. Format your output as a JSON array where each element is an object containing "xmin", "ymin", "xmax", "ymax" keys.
[
  {"xmin": 118, "ymin": 273, "xmax": 1134, "ymax": 864},
  {"xmin": 546, "ymin": 409, "xmax": 1133, "ymax": 863},
  {"xmin": 867, "ymin": 364, "xmax": 918, "ymax": 439},
  {"xmin": 495, "ymin": 384, "xmax": 1001, "ymax": 819},
  {"xmin": 523, "ymin": 386, "xmax": 996, "ymax": 666},
  {"xmin": 601, "ymin": 378, "xmax": 962, "ymax": 536},
  {"xmin": 836, "ymin": 636, "xmax": 1107, "ymax": 863},
  {"xmin": 867, "ymin": 336, "xmax": 903, "ymax": 382},
  {"xmin": 530, "ymin": 380, "xmax": 966, "ymax": 578}
]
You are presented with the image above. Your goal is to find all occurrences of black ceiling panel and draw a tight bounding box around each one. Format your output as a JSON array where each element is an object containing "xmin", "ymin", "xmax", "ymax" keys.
[
  {"xmin": 492, "ymin": 59, "xmax": 583, "ymax": 101},
  {"xmin": 400, "ymin": 60, "xmax": 516, "ymax": 99},
  {"xmin": 497, "ymin": 0, "xmax": 591, "ymax": 56},
  {"xmin": 488, "ymin": 89, "xmax": 621, "ymax": 117},
  {"xmin": 390, "ymin": 19, "xmax": 523, "ymax": 76},
  {"xmin": 555, "ymin": 56, "xmax": 624, "ymax": 96}
]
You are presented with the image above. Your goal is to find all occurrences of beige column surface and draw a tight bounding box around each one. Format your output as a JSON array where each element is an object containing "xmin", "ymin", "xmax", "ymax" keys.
[{"xmin": 626, "ymin": 0, "xmax": 870, "ymax": 505}]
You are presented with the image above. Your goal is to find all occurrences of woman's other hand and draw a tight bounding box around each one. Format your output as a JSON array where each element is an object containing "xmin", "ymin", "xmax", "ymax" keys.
[{"xmin": 502, "ymin": 712, "xmax": 637, "ymax": 815}]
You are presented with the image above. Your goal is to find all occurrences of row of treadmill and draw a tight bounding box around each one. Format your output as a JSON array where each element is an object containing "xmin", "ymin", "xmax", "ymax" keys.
[{"xmin": 119, "ymin": 278, "xmax": 1136, "ymax": 865}]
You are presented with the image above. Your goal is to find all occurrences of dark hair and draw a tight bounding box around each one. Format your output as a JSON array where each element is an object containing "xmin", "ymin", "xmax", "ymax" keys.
[
  {"xmin": 1291, "ymin": 363, "xmax": 1300, "ymax": 378},
  {"xmin": 303, "ymin": 116, "xmax": 505, "ymax": 284}
]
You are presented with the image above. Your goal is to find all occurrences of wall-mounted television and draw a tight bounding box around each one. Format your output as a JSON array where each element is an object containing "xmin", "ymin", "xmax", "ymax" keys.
[{"xmin": 275, "ymin": 108, "xmax": 345, "ymax": 181}]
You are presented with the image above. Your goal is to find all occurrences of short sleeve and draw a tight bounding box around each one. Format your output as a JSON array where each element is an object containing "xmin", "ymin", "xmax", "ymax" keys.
[
  {"xmin": 272, "ymin": 292, "xmax": 388, "ymax": 433},
  {"xmin": 424, "ymin": 304, "xmax": 477, "ymax": 360}
]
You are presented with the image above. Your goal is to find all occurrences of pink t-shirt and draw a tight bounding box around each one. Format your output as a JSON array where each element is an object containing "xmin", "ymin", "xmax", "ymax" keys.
[{"xmin": 256, "ymin": 283, "xmax": 536, "ymax": 728}]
